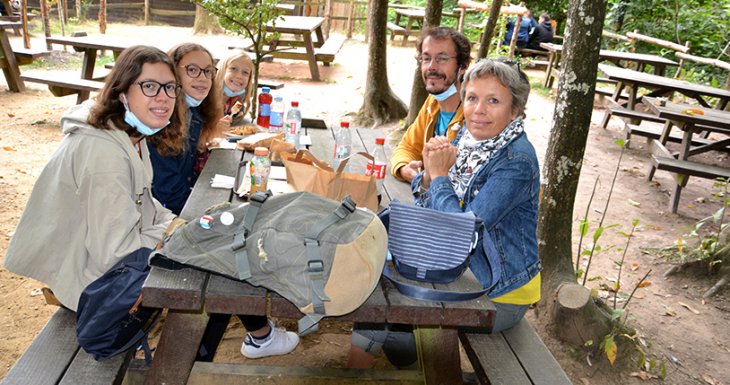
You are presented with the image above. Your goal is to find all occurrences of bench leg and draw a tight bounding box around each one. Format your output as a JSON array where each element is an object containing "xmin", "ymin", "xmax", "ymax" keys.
[
  {"xmin": 144, "ymin": 310, "xmax": 209, "ymax": 385},
  {"xmin": 302, "ymin": 34, "xmax": 320, "ymax": 81},
  {"xmin": 415, "ymin": 327, "xmax": 461, "ymax": 384}
]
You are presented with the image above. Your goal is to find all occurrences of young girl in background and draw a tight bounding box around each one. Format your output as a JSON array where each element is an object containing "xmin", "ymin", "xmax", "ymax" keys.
[
  {"xmin": 216, "ymin": 50, "xmax": 254, "ymax": 129},
  {"xmin": 149, "ymin": 43, "xmax": 298, "ymax": 360}
]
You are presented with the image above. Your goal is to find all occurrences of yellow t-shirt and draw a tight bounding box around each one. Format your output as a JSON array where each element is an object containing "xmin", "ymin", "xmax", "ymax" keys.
[{"xmin": 491, "ymin": 273, "xmax": 541, "ymax": 305}]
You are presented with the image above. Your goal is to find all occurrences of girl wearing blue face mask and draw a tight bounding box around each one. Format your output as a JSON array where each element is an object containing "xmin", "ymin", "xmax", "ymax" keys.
[
  {"xmin": 4, "ymin": 45, "xmax": 185, "ymax": 312},
  {"xmin": 216, "ymin": 50, "xmax": 254, "ymax": 129},
  {"xmin": 148, "ymin": 43, "xmax": 223, "ymax": 216}
]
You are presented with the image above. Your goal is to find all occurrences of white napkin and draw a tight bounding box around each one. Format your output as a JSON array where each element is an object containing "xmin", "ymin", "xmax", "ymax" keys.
[
  {"xmin": 212, "ymin": 140, "xmax": 237, "ymax": 150},
  {"xmin": 270, "ymin": 166, "xmax": 287, "ymax": 180},
  {"xmin": 211, "ymin": 174, "xmax": 235, "ymax": 189}
]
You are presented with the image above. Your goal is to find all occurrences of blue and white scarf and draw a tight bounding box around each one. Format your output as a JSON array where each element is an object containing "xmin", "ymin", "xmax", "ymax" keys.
[{"xmin": 448, "ymin": 118, "xmax": 525, "ymax": 199}]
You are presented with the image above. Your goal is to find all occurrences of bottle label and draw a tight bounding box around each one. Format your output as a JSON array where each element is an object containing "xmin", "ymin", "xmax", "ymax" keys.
[
  {"xmin": 287, "ymin": 121, "xmax": 298, "ymax": 135},
  {"xmin": 270, "ymin": 112, "xmax": 282, "ymax": 127},
  {"xmin": 259, "ymin": 104, "xmax": 271, "ymax": 117},
  {"xmin": 366, "ymin": 161, "xmax": 386, "ymax": 179},
  {"xmin": 334, "ymin": 144, "xmax": 351, "ymax": 159}
]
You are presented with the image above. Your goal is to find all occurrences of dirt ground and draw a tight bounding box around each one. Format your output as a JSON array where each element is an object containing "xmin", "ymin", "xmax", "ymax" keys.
[{"xmin": 1, "ymin": 23, "xmax": 729, "ymax": 385}]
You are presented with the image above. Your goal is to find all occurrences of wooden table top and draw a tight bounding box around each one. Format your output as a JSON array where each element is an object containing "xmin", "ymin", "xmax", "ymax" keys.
[
  {"xmin": 540, "ymin": 43, "xmax": 678, "ymax": 67},
  {"xmin": 598, "ymin": 63, "xmax": 730, "ymax": 100},
  {"xmin": 395, "ymin": 8, "xmax": 425, "ymax": 17},
  {"xmin": 266, "ymin": 16, "xmax": 324, "ymax": 33},
  {"xmin": 46, "ymin": 34, "xmax": 133, "ymax": 52},
  {"xmin": 642, "ymin": 96, "xmax": 730, "ymax": 132}
]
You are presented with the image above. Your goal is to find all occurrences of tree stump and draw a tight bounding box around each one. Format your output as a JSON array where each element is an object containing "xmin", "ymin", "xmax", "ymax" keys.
[{"xmin": 553, "ymin": 283, "xmax": 612, "ymax": 347}]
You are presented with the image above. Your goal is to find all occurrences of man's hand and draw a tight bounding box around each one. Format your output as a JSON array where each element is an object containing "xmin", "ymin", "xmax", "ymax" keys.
[{"xmin": 398, "ymin": 160, "xmax": 423, "ymax": 182}]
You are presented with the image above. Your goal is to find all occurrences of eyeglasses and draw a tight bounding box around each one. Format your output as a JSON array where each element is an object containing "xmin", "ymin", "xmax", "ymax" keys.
[
  {"xmin": 416, "ymin": 54, "xmax": 457, "ymax": 66},
  {"xmin": 136, "ymin": 81, "xmax": 182, "ymax": 98},
  {"xmin": 182, "ymin": 64, "xmax": 216, "ymax": 79}
]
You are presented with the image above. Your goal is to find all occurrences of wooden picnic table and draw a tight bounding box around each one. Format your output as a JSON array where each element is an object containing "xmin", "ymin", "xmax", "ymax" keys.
[
  {"xmin": 0, "ymin": 20, "xmax": 23, "ymax": 91},
  {"xmin": 598, "ymin": 63, "xmax": 730, "ymax": 128},
  {"xmin": 541, "ymin": 42, "xmax": 679, "ymax": 88},
  {"xmin": 140, "ymin": 125, "xmax": 498, "ymax": 385},
  {"xmin": 264, "ymin": 16, "xmax": 329, "ymax": 81},
  {"xmin": 641, "ymin": 96, "xmax": 730, "ymax": 213},
  {"xmin": 388, "ymin": 8, "xmax": 424, "ymax": 46}
]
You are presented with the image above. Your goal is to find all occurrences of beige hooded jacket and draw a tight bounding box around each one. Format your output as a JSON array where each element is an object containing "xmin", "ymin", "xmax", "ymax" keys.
[{"xmin": 4, "ymin": 101, "xmax": 174, "ymax": 311}]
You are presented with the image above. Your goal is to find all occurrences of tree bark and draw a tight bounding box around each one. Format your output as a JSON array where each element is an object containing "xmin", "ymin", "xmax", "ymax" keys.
[
  {"xmin": 401, "ymin": 0, "xmax": 443, "ymax": 130},
  {"xmin": 477, "ymin": 0, "xmax": 503, "ymax": 59},
  {"xmin": 193, "ymin": 4, "xmax": 224, "ymax": 35},
  {"xmin": 537, "ymin": 0, "xmax": 610, "ymax": 341},
  {"xmin": 355, "ymin": 0, "xmax": 407, "ymax": 126},
  {"xmin": 98, "ymin": 0, "xmax": 107, "ymax": 34},
  {"xmin": 40, "ymin": 0, "xmax": 51, "ymax": 50}
]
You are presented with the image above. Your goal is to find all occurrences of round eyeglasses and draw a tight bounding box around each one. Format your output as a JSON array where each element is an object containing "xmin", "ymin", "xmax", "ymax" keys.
[
  {"xmin": 182, "ymin": 64, "xmax": 216, "ymax": 79},
  {"xmin": 136, "ymin": 81, "xmax": 182, "ymax": 98}
]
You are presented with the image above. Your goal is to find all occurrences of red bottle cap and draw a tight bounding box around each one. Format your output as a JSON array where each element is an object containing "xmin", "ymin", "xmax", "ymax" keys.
[
  {"xmin": 375, "ymin": 137, "xmax": 385, "ymax": 145},
  {"xmin": 340, "ymin": 121, "xmax": 350, "ymax": 128},
  {"xmin": 291, "ymin": 101, "xmax": 299, "ymax": 107}
]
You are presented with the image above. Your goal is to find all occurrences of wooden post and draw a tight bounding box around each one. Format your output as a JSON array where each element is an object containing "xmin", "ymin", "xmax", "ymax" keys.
[
  {"xmin": 323, "ymin": 0, "xmax": 331, "ymax": 38},
  {"xmin": 57, "ymin": 0, "xmax": 66, "ymax": 37},
  {"xmin": 508, "ymin": 14, "xmax": 520, "ymax": 59},
  {"xmin": 75, "ymin": 0, "xmax": 80, "ymax": 20},
  {"xmin": 21, "ymin": 0, "xmax": 29, "ymax": 48},
  {"xmin": 98, "ymin": 0, "xmax": 106, "ymax": 34},
  {"xmin": 144, "ymin": 0, "xmax": 150, "ymax": 25},
  {"xmin": 346, "ymin": 0, "xmax": 355, "ymax": 38},
  {"xmin": 61, "ymin": 0, "xmax": 68, "ymax": 22},
  {"xmin": 455, "ymin": 7, "xmax": 465, "ymax": 32},
  {"xmin": 40, "ymin": 0, "xmax": 51, "ymax": 50}
]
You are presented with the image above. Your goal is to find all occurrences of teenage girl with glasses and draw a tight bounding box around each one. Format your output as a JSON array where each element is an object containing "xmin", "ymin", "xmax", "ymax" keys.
[{"xmin": 4, "ymin": 45, "xmax": 184, "ymax": 312}]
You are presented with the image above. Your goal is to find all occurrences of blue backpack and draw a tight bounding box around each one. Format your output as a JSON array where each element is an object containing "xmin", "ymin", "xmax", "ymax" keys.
[{"xmin": 76, "ymin": 247, "xmax": 159, "ymax": 362}]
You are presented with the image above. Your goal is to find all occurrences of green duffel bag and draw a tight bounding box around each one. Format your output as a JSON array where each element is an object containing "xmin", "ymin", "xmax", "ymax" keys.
[{"xmin": 150, "ymin": 191, "xmax": 387, "ymax": 335}]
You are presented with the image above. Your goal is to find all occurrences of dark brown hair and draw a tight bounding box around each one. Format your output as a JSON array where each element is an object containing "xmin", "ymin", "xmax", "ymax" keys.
[
  {"xmin": 167, "ymin": 42, "xmax": 224, "ymax": 151},
  {"xmin": 416, "ymin": 27, "xmax": 472, "ymax": 70},
  {"xmin": 88, "ymin": 45, "xmax": 187, "ymax": 156}
]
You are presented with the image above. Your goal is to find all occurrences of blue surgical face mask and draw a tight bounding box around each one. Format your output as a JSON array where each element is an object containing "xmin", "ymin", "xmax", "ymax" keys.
[
  {"xmin": 224, "ymin": 84, "xmax": 246, "ymax": 97},
  {"xmin": 184, "ymin": 93, "xmax": 203, "ymax": 107},
  {"xmin": 431, "ymin": 82, "xmax": 458, "ymax": 102},
  {"xmin": 122, "ymin": 96, "xmax": 168, "ymax": 136}
]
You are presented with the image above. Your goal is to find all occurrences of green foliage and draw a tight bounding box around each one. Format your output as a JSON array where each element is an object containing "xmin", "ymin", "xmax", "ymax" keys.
[{"xmin": 673, "ymin": 178, "xmax": 730, "ymax": 263}]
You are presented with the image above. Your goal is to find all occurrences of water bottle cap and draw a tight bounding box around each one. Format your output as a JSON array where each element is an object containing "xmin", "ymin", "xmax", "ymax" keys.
[
  {"xmin": 274, "ymin": 96, "xmax": 283, "ymax": 101},
  {"xmin": 291, "ymin": 101, "xmax": 299, "ymax": 107},
  {"xmin": 375, "ymin": 137, "xmax": 385, "ymax": 145},
  {"xmin": 254, "ymin": 147, "xmax": 269, "ymax": 156},
  {"xmin": 340, "ymin": 121, "xmax": 350, "ymax": 128},
  {"xmin": 262, "ymin": 87, "xmax": 270, "ymax": 93}
]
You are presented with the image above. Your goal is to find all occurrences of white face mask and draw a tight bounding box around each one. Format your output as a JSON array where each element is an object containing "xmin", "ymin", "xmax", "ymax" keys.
[
  {"xmin": 432, "ymin": 82, "xmax": 458, "ymax": 102},
  {"xmin": 224, "ymin": 84, "xmax": 246, "ymax": 97},
  {"xmin": 184, "ymin": 93, "xmax": 203, "ymax": 107},
  {"xmin": 121, "ymin": 94, "xmax": 168, "ymax": 136}
]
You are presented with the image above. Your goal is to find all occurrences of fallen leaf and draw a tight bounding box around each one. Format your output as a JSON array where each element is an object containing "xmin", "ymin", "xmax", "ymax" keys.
[
  {"xmin": 695, "ymin": 197, "xmax": 706, "ymax": 203},
  {"xmin": 3, "ymin": 146, "xmax": 16, "ymax": 151},
  {"xmin": 580, "ymin": 378, "xmax": 590, "ymax": 385},
  {"xmin": 633, "ymin": 293, "xmax": 645, "ymax": 299},
  {"xmin": 638, "ymin": 281, "xmax": 652, "ymax": 288},
  {"xmin": 631, "ymin": 262, "xmax": 639, "ymax": 271},
  {"xmin": 679, "ymin": 301, "xmax": 700, "ymax": 314},
  {"xmin": 628, "ymin": 198, "xmax": 640, "ymax": 207},
  {"xmin": 15, "ymin": 168, "xmax": 27, "ymax": 175},
  {"xmin": 629, "ymin": 371, "xmax": 656, "ymax": 380},
  {"xmin": 6, "ymin": 113, "xmax": 15, "ymax": 118},
  {"xmin": 687, "ymin": 204, "xmax": 695, "ymax": 209},
  {"xmin": 702, "ymin": 374, "xmax": 718, "ymax": 384},
  {"xmin": 663, "ymin": 306, "xmax": 676, "ymax": 316}
]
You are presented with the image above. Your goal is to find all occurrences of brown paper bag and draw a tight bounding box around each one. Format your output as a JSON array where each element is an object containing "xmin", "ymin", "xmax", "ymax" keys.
[
  {"xmin": 282, "ymin": 150, "xmax": 379, "ymax": 212},
  {"xmin": 269, "ymin": 139, "xmax": 297, "ymax": 162},
  {"xmin": 236, "ymin": 132, "xmax": 285, "ymax": 151}
]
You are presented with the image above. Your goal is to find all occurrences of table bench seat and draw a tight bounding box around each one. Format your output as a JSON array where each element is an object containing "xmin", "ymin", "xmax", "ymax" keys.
[
  {"xmin": 0, "ymin": 307, "xmax": 132, "ymax": 385},
  {"xmin": 386, "ymin": 21, "xmax": 407, "ymax": 36},
  {"xmin": 624, "ymin": 123, "xmax": 720, "ymax": 148},
  {"xmin": 603, "ymin": 105, "xmax": 665, "ymax": 127},
  {"xmin": 13, "ymin": 47, "xmax": 50, "ymax": 65},
  {"xmin": 20, "ymin": 73, "xmax": 105, "ymax": 97},
  {"xmin": 460, "ymin": 318, "xmax": 572, "ymax": 385},
  {"xmin": 260, "ymin": 38, "xmax": 344, "ymax": 65},
  {"xmin": 651, "ymin": 155, "xmax": 730, "ymax": 180}
]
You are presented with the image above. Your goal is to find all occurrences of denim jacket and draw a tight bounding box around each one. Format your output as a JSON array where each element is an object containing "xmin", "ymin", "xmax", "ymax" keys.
[{"xmin": 412, "ymin": 129, "xmax": 541, "ymax": 299}]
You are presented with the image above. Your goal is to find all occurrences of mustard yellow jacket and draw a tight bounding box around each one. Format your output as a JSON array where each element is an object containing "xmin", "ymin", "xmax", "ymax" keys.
[{"xmin": 390, "ymin": 96, "xmax": 464, "ymax": 180}]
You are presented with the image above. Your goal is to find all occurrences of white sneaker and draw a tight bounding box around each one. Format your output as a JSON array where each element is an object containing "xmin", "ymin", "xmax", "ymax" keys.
[{"xmin": 241, "ymin": 322, "xmax": 299, "ymax": 359}]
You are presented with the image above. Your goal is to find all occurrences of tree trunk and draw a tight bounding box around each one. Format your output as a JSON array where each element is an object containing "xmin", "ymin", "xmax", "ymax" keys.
[
  {"xmin": 537, "ymin": 0, "xmax": 611, "ymax": 342},
  {"xmin": 40, "ymin": 0, "xmax": 51, "ymax": 50},
  {"xmin": 193, "ymin": 4, "xmax": 224, "ymax": 35},
  {"xmin": 355, "ymin": 0, "xmax": 407, "ymax": 126},
  {"xmin": 476, "ymin": 0, "xmax": 503, "ymax": 59},
  {"xmin": 401, "ymin": 0, "xmax": 443, "ymax": 130},
  {"xmin": 98, "ymin": 0, "xmax": 107, "ymax": 34}
]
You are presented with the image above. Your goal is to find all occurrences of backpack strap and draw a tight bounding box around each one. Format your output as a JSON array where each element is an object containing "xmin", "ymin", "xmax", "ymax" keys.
[
  {"xmin": 298, "ymin": 195, "xmax": 357, "ymax": 335},
  {"xmin": 231, "ymin": 190, "xmax": 272, "ymax": 280}
]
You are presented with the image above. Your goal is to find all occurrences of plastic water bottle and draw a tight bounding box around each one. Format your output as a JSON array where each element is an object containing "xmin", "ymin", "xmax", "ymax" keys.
[
  {"xmin": 333, "ymin": 121, "xmax": 352, "ymax": 171},
  {"xmin": 257, "ymin": 87, "xmax": 272, "ymax": 128},
  {"xmin": 249, "ymin": 147, "xmax": 271, "ymax": 195},
  {"xmin": 269, "ymin": 96, "xmax": 285, "ymax": 133},
  {"xmin": 366, "ymin": 137, "xmax": 387, "ymax": 204},
  {"xmin": 285, "ymin": 101, "xmax": 302, "ymax": 149}
]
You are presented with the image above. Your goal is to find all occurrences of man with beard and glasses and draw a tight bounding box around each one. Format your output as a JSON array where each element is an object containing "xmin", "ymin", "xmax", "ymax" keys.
[{"xmin": 390, "ymin": 27, "xmax": 472, "ymax": 183}]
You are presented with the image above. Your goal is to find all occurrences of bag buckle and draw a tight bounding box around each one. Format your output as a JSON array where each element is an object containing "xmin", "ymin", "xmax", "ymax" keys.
[
  {"xmin": 249, "ymin": 190, "xmax": 272, "ymax": 204},
  {"xmin": 307, "ymin": 259, "xmax": 324, "ymax": 273}
]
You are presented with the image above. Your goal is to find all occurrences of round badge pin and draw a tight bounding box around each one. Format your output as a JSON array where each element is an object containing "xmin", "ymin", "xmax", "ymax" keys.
[{"xmin": 220, "ymin": 211, "xmax": 235, "ymax": 226}]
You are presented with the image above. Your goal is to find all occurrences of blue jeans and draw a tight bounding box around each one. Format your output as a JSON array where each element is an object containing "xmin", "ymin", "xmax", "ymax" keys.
[{"xmin": 351, "ymin": 302, "xmax": 529, "ymax": 367}]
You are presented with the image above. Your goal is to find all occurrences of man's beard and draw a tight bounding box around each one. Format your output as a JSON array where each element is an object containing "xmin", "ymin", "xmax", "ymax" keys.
[{"xmin": 424, "ymin": 70, "xmax": 456, "ymax": 95}]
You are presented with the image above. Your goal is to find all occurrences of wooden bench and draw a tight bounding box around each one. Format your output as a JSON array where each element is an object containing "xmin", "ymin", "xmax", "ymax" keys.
[
  {"xmin": 461, "ymin": 318, "xmax": 572, "ymax": 385},
  {"xmin": 651, "ymin": 155, "xmax": 730, "ymax": 180},
  {"xmin": 624, "ymin": 123, "xmax": 720, "ymax": 149},
  {"xmin": 0, "ymin": 307, "xmax": 133, "ymax": 385},
  {"xmin": 13, "ymin": 47, "xmax": 50, "ymax": 65},
  {"xmin": 20, "ymin": 73, "xmax": 104, "ymax": 101},
  {"xmin": 258, "ymin": 35, "xmax": 346, "ymax": 66},
  {"xmin": 601, "ymin": 104, "xmax": 665, "ymax": 128},
  {"xmin": 386, "ymin": 22, "xmax": 407, "ymax": 38}
]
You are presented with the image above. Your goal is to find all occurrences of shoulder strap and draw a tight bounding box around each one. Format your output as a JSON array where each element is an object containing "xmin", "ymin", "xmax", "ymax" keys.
[
  {"xmin": 298, "ymin": 195, "xmax": 357, "ymax": 336},
  {"xmin": 231, "ymin": 190, "xmax": 272, "ymax": 280}
]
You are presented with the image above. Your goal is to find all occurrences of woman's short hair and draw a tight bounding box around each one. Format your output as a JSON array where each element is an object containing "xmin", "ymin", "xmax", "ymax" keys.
[
  {"xmin": 460, "ymin": 59, "xmax": 531, "ymax": 118},
  {"xmin": 215, "ymin": 50, "xmax": 254, "ymax": 117},
  {"xmin": 88, "ymin": 45, "xmax": 187, "ymax": 156},
  {"xmin": 167, "ymin": 42, "xmax": 223, "ymax": 152}
]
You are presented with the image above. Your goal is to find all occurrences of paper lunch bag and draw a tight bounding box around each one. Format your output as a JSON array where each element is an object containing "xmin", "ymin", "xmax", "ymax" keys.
[{"xmin": 282, "ymin": 150, "xmax": 379, "ymax": 212}]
